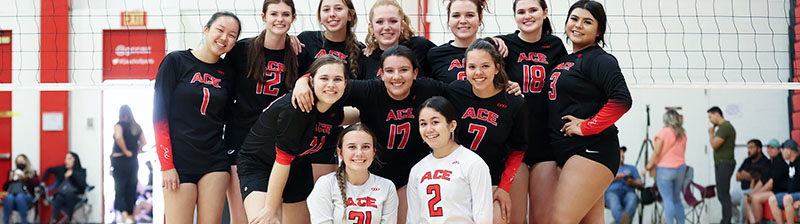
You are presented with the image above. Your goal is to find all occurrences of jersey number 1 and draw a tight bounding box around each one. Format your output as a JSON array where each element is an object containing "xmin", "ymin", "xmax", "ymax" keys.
[
  {"xmin": 200, "ymin": 87, "xmax": 210, "ymax": 115},
  {"xmin": 348, "ymin": 211, "xmax": 372, "ymax": 224},
  {"xmin": 387, "ymin": 122, "xmax": 410, "ymax": 149},
  {"xmin": 427, "ymin": 184, "xmax": 443, "ymax": 217}
]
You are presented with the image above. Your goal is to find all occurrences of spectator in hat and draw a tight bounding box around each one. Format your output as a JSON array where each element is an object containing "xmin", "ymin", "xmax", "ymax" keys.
[
  {"xmin": 767, "ymin": 139, "xmax": 800, "ymax": 224},
  {"xmin": 746, "ymin": 139, "xmax": 788, "ymax": 223}
]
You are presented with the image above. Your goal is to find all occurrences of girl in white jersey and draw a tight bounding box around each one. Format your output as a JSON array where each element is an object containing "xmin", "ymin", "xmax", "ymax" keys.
[
  {"xmin": 407, "ymin": 96, "xmax": 493, "ymax": 224},
  {"xmin": 307, "ymin": 123, "xmax": 399, "ymax": 224}
]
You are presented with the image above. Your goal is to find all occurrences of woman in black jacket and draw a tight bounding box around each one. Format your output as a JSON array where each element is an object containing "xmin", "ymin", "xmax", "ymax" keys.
[{"xmin": 42, "ymin": 152, "xmax": 87, "ymax": 223}]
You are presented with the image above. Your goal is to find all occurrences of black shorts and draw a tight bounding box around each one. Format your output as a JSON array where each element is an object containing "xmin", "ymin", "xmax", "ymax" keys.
[
  {"xmin": 177, "ymin": 167, "xmax": 231, "ymax": 184},
  {"xmin": 553, "ymin": 132, "xmax": 620, "ymax": 175},
  {"xmin": 523, "ymin": 144, "xmax": 556, "ymax": 166},
  {"xmin": 237, "ymin": 153, "xmax": 314, "ymax": 203}
]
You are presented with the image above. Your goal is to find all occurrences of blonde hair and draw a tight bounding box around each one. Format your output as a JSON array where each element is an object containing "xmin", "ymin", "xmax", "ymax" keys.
[
  {"xmin": 15, "ymin": 154, "xmax": 35, "ymax": 178},
  {"xmin": 663, "ymin": 109, "xmax": 685, "ymax": 139},
  {"xmin": 365, "ymin": 0, "xmax": 417, "ymax": 51}
]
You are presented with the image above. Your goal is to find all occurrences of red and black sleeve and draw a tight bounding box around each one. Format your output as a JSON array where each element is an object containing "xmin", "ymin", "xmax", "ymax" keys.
[
  {"xmin": 498, "ymin": 99, "xmax": 528, "ymax": 192},
  {"xmin": 153, "ymin": 53, "xmax": 179, "ymax": 171},
  {"xmin": 274, "ymin": 108, "xmax": 312, "ymax": 165},
  {"xmin": 580, "ymin": 54, "xmax": 633, "ymax": 136}
]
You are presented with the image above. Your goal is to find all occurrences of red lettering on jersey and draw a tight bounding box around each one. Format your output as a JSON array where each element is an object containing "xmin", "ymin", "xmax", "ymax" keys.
[
  {"xmin": 315, "ymin": 122, "xmax": 333, "ymax": 134},
  {"xmin": 517, "ymin": 53, "xmax": 548, "ymax": 64},
  {"xmin": 190, "ymin": 72, "xmax": 222, "ymax": 88},
  {"xmin": 314, "ymin": 49, "xmax": 348, "ymax": 62},
  {"xmin": 346, "ymin": 197, "xmax": 378, "ymax": 208},
  {"xmin": 555, "ymin": 62, "xmax": 575, "ymax": 71},
  {"xmin": 461, "ymin": 107, "xmax": 499, "ymax": 126},
  {"xmin": 420, "ymin": 170, "xmax": 452, "ymax": 183},
  {"xmin": 267, "ymin": 61, "xmax": 285, "ymax": 72},
  {"xmin": 447, "ymin": 58, "xmax": 464, "ymax": 71},
  {"xmin": 385, "ymin": 108, "xmax": 415, "ymax": 122}
]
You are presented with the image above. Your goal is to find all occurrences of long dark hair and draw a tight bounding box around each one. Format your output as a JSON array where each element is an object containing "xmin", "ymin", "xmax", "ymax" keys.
[
  {"xmin": 307, "ymin": 55, "xmax": 350, "ymax": 101},
  {"xmin": 205, "ymin": 11, "xmax": 241, "ymax": 36},
  {"xmin": 317, "ymin": 0, "xmax": 361, "ymax": 78},
  {"xmin": 67, "ymin": 152, "xmax": 83, "ymax": 171},
  {"xmin": 247, "ymin": 0, "xmax": 299, "ymax": 89},
  {"xmin": 445, "ymin": 0, "xmax": 489, "ymax": 18},
  {"xmin": 513, "ymin": 0, "xmax": 552, "ymax": 35},
  {"xmin": 380, "ymin": 45, "xmax": 419, "ymax": 71},
  {"xmin": 118, "ymin": 104, "xmax": 141, "ymax": 135},
  {"xmin": 566, "ymin": 0, "xmax": 607, "ymax": 47},
  {"xmin": 418, "ymin": 96, "xmax": 460, "ymax": 144},
  {"xmin": 465, "ymin": 37, "xmax": 509, "ymax": 90}
]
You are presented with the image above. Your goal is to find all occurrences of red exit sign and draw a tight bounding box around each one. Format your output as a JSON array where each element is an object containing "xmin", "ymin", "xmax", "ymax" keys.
[{"xmin": 121, "ymin": 11, "xmax": 147, "ymax": 27}]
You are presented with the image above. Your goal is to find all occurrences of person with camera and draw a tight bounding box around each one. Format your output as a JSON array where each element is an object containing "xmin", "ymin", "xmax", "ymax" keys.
[
  {"xmin": 605, "ymin": 146, "xmax": 643, "ymax": 224},
  {"xmin": 3, "ymin": 154, "xmax": 40, "ymax": 224}
]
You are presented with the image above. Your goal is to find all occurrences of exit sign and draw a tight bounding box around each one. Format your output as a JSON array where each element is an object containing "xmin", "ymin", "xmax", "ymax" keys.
[{"xmin": 121, "ymin": 11, "xmax": 147, "ymax": 27}]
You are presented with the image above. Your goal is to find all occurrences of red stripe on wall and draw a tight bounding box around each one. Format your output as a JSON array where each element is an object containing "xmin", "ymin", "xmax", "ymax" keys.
[
  {"xmin": 0, "ymin": 92, "xmax": 10, "ymax": 184},
  {"xmin": 41, "ymin": 0, "xmax": 70, "ymax": 222}
]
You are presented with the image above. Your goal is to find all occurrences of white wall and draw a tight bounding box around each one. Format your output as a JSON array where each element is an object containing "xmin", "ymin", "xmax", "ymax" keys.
[{"xmin": 3, "ymin": 0, "xmax": 794, "ymax": 223}]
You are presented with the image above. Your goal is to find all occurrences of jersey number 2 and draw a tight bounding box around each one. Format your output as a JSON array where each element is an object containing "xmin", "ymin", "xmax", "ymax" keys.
[
  {"xmin": 348, "ymin": 211, "xmax": 372, "ymax": 224},
  {"xmin": 427, "ymin": 184, "xmax": 443, "ymax": 217},
  {"xmin": 522, "ymin": 65, "xmax": 545, "ymax": 93},
  {"xmin": 387, "ymin": 122, "xmax": 410, "ymax": 149}
]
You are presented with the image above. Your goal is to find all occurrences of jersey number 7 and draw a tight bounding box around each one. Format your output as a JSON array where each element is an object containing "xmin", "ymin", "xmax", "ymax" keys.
[{"xmin": 467, "ymin": 124, "xmax": 487, "ymax": 150}]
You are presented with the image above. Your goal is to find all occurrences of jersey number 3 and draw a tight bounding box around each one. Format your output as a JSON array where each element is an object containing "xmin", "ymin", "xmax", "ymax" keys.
[
  {"xmin": 427, "ymin": 184, "xmax": 443, "ymax": 217},
  {"xmin": 548, "ymin": 72, "xmax": 561, "ymax": 100},
  {"xmin": 348, "ymin": 211, "xmax": 372, "ymax": 224}
]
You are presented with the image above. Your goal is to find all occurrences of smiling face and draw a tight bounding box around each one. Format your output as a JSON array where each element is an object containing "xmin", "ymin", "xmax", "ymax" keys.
[
  {"xmin": 381, "ymin": 55, "xmax": 417, "ymax": 100},
  {"xmin": 338, "ymin": 130, "xmax": 376, "ymax": 173},
  {"xmin": 203, "ymin": 16, "xmax": 239, "ymax": 57},
  {"xmin": 447, "ymin": 0, "xmax": 481, "ymax": 42},
  {"xmin": 312, "ymin": 63, "xmax": 347, "ymax": 107},
  {"xmin": 419, "ymin": 107, "xmax": 457, "ymax": 150},
  {"xmin": 514, "ymin": 0, "xmax": 547, "ymax": 34},
  {"xmin": 318, "ymin": 0, "xmax": 352, "ymax": 33},
  {"xmin": 465, "ymin": 49, "xmax": 500, "ymax": 95},
  {"xmin": 565, "ymin": 8, "xmax": 599, "ymax": 51},
  {"xmin": 262, "ymin": 2, "xmax": 295, "ymax": 36},
  {"xmin": 371, "ymin": 5, "xmax": 402, "ymax": 50}
]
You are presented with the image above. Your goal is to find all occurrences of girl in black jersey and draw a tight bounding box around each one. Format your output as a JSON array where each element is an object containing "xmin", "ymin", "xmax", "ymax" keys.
[
  {"xmin": 360, "ymin": 0, "xmax": 436, "ymax": 78},
  {"xmin": 237, "ymin": 55, "xmax": 349, "ymax": 224},
  {"xmin": 153, "ymin": 12, "xmax": 240, "ymax": 224},
  {"xmin": 446, "ymin": 38, "xmax": 528, "ymax": 224},
  {"xmin": 423, "ymin": 0, "xmax": 508, "ymax": 83},
  {"xmin": 496, "ymin": 0, "xmax": 568, "ymax": 222},
  {"xmin": 223, "ymin": 0, "xmax": 299, "ymax": 223},
  {"xmin": 297, "ymin": 0, "xmax": 364, "ymax": 183},
  {"xmin": 546, "ymin": 1, "xmax": 632, "ymax": 223}
]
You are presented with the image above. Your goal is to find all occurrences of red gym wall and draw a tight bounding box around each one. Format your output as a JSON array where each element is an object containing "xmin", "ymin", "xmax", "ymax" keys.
[
  {"xmin": 0, "ymin": 30, "xmax": 11, "ymax": 184},
  {"xmin": 40, "ymin": 0, "xmax": 70, "ymax": 222},
  {"xmin": 793, "ymin": 0, "xmax": 800, "ymax": 141}
]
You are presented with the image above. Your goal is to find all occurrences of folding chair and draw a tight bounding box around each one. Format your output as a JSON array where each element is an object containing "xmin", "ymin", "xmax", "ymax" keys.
[{"xmin": 682, "ymin": 166, "xmax": 716, "ymax": 224}]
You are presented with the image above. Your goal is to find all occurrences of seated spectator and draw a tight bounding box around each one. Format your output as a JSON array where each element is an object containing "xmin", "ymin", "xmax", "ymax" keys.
[
  {"xmin": 737, "ymin": 139, "xmax": 770, "ymax": 192},
  {"xmin": 43, "ymin": 152, "xmax": 87, "ymax": 223},
  {"xmin": 605, "ymin": 146, "xmax": 643, "ymax": 224},
  {"xmin": 746, "ymin": 139, "xmax": 787, "ymax": 223},
  {"xmin": 3, "ymin": 154, "xmax": 40, "ymax": 224},
  {"xmin": 767, "ymin": 140, "xmax": 800, "ymax": 224}
]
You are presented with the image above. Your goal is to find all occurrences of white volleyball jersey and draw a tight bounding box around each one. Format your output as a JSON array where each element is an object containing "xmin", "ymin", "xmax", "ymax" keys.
[
  {"xmin": 308, "ymin": 172, "xmax": 399, "ymax": 224},
  {"xmin": 406, "ymin": 145, "xmax": 493, "ymax": 224}
]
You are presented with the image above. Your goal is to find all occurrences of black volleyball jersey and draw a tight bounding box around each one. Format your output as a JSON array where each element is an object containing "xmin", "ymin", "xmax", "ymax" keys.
[
  {"xmin": 297, "ymin": 31, "xmax": 364, "ymax": 79},
  {"xmin": 445, "ymin": 80, "xmax": 528, "ymax": 191},
  {"xmin": 343, "ymin": 78, "xmax": 446, "ymax": 186},
  {"xmin": 224, "ymin": 38, "xmax": 291, "ymax": 147},
  {"xmin": 239, "ymin": 93, "xmax": 344, "ymax": 166},
  {"xmin": 546, "ymin": 46, "xmax": 632, "ymax": 150},
  {"xmin": 153, "ymin": 50, "xmax": 233, "ymax": 171},
  {"xmin": 359, "ymin": 37, "xmax": 436, "ymax": 79},
  {"xmin": 498, "ymin": 32, "xmax": 567, "ymax": 157},
  {"xmin": 423, "ymin": 41, "xmax": 467, "ymax": 83}
]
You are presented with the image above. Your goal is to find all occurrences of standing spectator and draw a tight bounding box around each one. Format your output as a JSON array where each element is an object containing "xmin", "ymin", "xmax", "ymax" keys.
[
  {"xmin": 708, "ymin": 106, "xmax": 736, "ymax": 224},
  {"xmin": 643, "ymin": 108, "xmax": 687, "ymax": 224},
  {"xmin": 605, "ymin": 146, "xmax": 642, "ymax": 224},
  {"xmin": 735, "ymin": 139, "xmax": 769, "ymax": 222},
  {"xmin": 3, "ymin": 154, "xmax": 40, "ymax": 224},
  {"xmin": 111, "ymin": 104, "xmax": 146, "ymax": 224}
]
